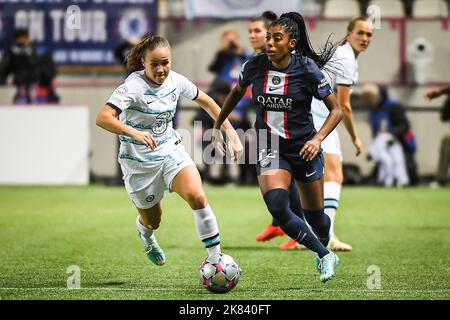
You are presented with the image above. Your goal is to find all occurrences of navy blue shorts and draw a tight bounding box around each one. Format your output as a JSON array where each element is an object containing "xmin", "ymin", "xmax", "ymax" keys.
[{"xmin": 256, "ymin": 147, "xmax": 324, "ymax": 182}]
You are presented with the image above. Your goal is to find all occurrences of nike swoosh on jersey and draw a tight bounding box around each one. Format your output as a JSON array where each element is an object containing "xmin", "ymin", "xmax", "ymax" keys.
[
  {"xmin": 306, "ymin": 171, "xmax": 317, "ymax": 178},
  {"xmin": 146, "ymin": 101, "xmax": 155, "ymax": 104}
]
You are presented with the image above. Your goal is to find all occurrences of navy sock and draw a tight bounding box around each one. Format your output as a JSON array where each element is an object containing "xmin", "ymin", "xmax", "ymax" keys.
[
  {"xmin": 288, "ymin": 179, "xmax": 304, "ymax": 220},
  {"xmin": 272, "ymin": 180, "xmax": 303, "ymax": 227},
  {"xmin": 303, "ymin": 209, "xmax": 331, "ymax": 247},
  {"xmin": 272, "ymin": 218, "xmax": 281, "ymax": 227},
  {"xmin": 263, "ymin": 189, "xmax": 328, "ymax": 258}
]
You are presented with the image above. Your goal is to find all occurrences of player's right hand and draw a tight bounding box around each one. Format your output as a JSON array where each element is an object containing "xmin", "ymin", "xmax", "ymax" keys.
[
  {"xmin": 424, "ymin": 89, "xmax": 441, "ymax": 100},
  {"xmin": 211, "ymin": 128, "xmax": 226, "ymax": 157},
  {"xmin": 132, "ymin": 130, "xmax": 156, "ymax": 150}
]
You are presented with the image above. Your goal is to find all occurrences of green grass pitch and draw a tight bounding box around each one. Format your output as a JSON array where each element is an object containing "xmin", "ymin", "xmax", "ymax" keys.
[{"xmin": 0, "ymin": 185, "xmax": 449, "ymax": 300}]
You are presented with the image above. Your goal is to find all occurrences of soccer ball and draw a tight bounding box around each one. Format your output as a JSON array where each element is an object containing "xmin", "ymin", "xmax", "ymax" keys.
[{"xmin": 199, "ymin": 253, "xmax": 241, "ymax": 293}]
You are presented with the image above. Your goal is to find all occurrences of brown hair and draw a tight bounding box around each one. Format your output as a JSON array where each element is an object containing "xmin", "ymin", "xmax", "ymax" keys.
[
  {"xmin": 341, "ymin": 16, "xmax": 370, "ymax": 44},
  {"xmin": 251, "ymin": 11, "xmax": 278, "ymax": 30},
  {"xmin": 126, "ymin": 35, "xmax": 171, "ymax": 73}
]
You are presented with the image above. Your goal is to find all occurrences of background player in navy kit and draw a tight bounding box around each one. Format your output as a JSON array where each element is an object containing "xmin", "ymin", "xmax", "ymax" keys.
[{"xmin": 213, "ymin": 12, "xmax": 343, "ymax": 283}]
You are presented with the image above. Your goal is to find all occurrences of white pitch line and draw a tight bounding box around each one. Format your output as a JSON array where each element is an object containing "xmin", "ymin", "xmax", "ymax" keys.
[{"xmin": 0, "ymin": 287, "xmax": 449, "ymax": 294}]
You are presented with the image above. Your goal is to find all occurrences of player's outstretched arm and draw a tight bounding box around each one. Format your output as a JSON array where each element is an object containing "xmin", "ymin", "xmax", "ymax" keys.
[
  {"xmin": 96, "ymin": 104, "xmax": 156, "ymax": 149},
  {"xmin": 338, "ymin": 84, "xmax": 362, "ymax": 156},
  {"xmin": 213, "ymin": 83, "xmax": 247, "ymax": 130},
  {"xmin": 301, "ymin": 93, "xmax": 343, "ymax": 161},
  {"xmin": 425, "ymin": 86, "xmax": 450, "ymax": 100},
  {"xmin": 195, "ymin": 89, "xmax": 243, "ymax": 160},
  {"xmin": 211, "ymin": 84, "xmax": 246, "ymax": 159}
]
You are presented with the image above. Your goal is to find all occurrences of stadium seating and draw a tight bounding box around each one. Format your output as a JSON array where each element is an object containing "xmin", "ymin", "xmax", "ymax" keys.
[
  {"xmin": 323, "ymin": 0, "xmax": 361, "ymax": 18},
  {"xmin": 302, "ymin": 0, "xmax": 323, "ymax": 17},
  {"xmin": 368, "ymin": 0, "xmax": 405, "ymax": 18},
  {"xmin": 412, "ymin": 0, "xmax": 449, "ymax": 18}
]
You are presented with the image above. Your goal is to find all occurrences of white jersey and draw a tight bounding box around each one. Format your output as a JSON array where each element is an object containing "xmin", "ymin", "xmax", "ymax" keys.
[
  {"xmin": 311, "ymin": 42, "xmax": 358, "ymax": 128},
  {"xmin": 107, "ymin": 70, "xmax": 198, "ymax": 173}
]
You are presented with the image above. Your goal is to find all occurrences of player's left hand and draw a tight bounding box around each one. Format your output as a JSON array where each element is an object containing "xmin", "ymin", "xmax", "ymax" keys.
[
  {"xmin": 228, "ymin": 135, "xmax": 244, "ymax": 162},
  {"xmin": 300, "ymin": 138, "xmax": 321, "ymax": 161},
  {"xmin": 353, "ymin": 136, "xmax": 363, "ymax": 156}
]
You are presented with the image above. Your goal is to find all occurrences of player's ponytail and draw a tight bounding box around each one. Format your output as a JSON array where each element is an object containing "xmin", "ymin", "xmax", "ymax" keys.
[
  {"xmin": 126, "ymin": 35, "xmax": 171, "ymax": 73},
  {"xmin": 272, "ymin": 12, "xmax": 337, "ymax": 69}
]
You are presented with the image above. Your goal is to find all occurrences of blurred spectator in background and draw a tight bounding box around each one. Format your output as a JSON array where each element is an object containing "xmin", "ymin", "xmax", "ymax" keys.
[
  {"xmin": 208, "ymin": 29, "xmax": 253, "ymax": 184},
  {"xmin": 367, "ymin": 128, "xmax": 410, "ymax": 187},
  {"xmin": 0, "ymin": 28, "xmax": 59, "ymax": 104},
  {"xmin": 208, "ymin": 30, "xmax": 253, "ymax": 131},
  {"xmin": 361, "ymin": 84, "xmax": 419, "ymax": 186},
  {"xmin": 209, "ymin": 29, "xmax": 251, "ymax": 85},
  {"xmin": 426, "ymin": 86, "xmax": 450, "ymax": 188},
  {"xmin": 193, "ymin": 79, "xmax": 231, "ymax": 183},
  {"xmin": 35, "ymin": 45, "xmax": 59, "ymax": 103},
  {"xmin": 0, "ymin": 28, "xmax": 38, "ymax": 103}
]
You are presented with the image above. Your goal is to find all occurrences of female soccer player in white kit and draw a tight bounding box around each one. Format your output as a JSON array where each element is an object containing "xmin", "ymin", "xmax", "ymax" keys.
[
  {"xmin": 311, "ymin": 17, "xmax": 374, "ymax": 251},
  {"xmin": 96, "ymin": 35, "xmax": 243, "ymax": 265}
]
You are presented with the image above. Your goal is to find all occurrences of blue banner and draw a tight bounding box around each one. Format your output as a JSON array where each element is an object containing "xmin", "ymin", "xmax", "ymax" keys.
[{"xmin": 0, "ymin": 0, "xmax": 158, "ymax": 65}]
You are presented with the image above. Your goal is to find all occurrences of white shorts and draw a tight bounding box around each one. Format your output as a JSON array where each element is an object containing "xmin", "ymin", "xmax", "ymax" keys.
[
  {"xmin": 321, "ymin": 129, "xmax": 343, "ymax": 160},
  {"xmin": 122, "ymin": 144, "xmax": 196, "ymax": 209}
]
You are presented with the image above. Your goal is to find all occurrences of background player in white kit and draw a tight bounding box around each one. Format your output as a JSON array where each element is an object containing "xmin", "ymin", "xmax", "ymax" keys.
[
  {"xmin": 311, "ymin": 17, "xmax": 374, "ymax": 251},
  {"xmin": 96, "ymin": 35, "xmax": 243, "ymax": 265}
]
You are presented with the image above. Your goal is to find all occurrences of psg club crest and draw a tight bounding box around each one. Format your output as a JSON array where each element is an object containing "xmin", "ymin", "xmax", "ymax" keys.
[
  {"xmin": 259, "ymin": 158, "xmax": 271, "ymax": 168},
  {"xmin": 272, "ymin": 76, "xmax": 281, "ymax": 85}
]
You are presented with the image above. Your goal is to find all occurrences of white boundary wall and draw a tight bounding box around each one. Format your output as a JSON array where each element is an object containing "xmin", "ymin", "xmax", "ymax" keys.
[{"xmin": 0, "ymin": 106, "xmax": 89, "ymax": 185}]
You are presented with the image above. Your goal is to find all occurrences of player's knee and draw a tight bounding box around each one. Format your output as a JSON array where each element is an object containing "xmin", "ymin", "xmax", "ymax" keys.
[
  {"xmin": 263, "ymin": 189, "xmax": 290, "ymax": 222},
  {"xmin": 185, "ymin": 191, "xmax": 207, "ymax": 209},
  {"xmin": 334, "ymin": 172, "xmax": 344, "ymax": 184},
  {"xmin": 326, "ymin": 168, "xmax": 343, "ymax": 184}
]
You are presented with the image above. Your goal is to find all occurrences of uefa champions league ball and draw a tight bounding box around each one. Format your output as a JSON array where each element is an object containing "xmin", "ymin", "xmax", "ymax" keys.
[{"xmin": 199, "ymin": 253, "xmax": 241, "ymax": 293}]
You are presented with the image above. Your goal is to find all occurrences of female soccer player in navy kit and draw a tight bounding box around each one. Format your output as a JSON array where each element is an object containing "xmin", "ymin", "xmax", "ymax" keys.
[
  {"xmin": 249, "ymin": 12, "xmax": 304, "ymax": 250},
  {"xmin": 213, "ymin": 12, "xmax": 343, "ymax": 283},
  {"xmin": 96, "ymin": 36, "xmax": 243, "ymax": 266}
]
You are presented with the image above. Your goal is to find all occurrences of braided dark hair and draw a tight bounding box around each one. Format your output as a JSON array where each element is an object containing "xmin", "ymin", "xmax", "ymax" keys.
[
  {"xmin": 271, "ymin": 12, "xmax": 337, "ymax": 69},
  {"xmin": 126, "ymin": 35, "xmax": 171, "ymax": 73}
]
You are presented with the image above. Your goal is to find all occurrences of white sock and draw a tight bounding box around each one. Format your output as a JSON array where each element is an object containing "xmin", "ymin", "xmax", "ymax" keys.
[
  {"xmin": 193, "ymin": 205, "xmax": 221, "ymax": 256},
  {"xmin": 324, "ymin": 181, "xmax": 342, "ymax": 237},
  {"xmin": 136, "ymin": 215, "xmax": 157, "ymax": 247}
]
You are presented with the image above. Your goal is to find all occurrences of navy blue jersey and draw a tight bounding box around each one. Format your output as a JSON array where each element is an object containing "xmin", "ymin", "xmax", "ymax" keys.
[{"xmin": 239, "ymin": 53, "xmax": 333, "ymax": 148}]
